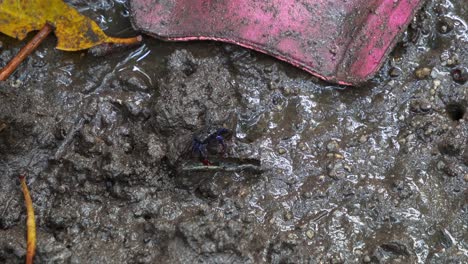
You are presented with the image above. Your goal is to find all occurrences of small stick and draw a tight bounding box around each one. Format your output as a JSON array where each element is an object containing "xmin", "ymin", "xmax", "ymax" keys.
[
  {"xmin": 89, "ymin": 35, "xmax": 143, "ymax": 57},
  {"xmin": 0, "ymin": 23, "xmax": 53, "ymax": 81},
  {"xmin": 106, "ymin": 35, "xmax": 143, "ymax": 46},
  {"xmin": 19, "ymin": 175, "xmax": 36, "ymax": 264},
  {"xmin": 181, "ymin": 164, "xmax": 262, "ymax": 173}
]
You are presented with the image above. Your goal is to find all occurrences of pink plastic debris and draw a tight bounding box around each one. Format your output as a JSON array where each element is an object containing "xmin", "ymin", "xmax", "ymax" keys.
[{"xmin": 130, "ymin": 0, "xmax": 424, "ymax": 85}]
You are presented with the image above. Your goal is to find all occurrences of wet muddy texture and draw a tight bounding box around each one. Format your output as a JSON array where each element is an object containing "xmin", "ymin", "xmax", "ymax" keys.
[{"xmin": 0, "ymin": 0, "xmax": 467, "ymax": 263}]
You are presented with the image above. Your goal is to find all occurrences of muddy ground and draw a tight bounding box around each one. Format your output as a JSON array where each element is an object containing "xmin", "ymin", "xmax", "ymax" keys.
[{"xmin": 0, "ymin": 0, "xmax": 467, "ymax": 263}]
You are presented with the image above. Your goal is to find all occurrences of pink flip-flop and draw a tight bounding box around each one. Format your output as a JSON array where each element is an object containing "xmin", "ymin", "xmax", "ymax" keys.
[{"xmin": 130, "ymin": 0, "xmax": 424, "ymax": 85}]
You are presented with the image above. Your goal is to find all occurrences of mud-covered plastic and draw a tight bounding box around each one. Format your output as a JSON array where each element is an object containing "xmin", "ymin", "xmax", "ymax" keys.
[{"xmin": 130, "ymin": 0, "xmax": 424, "ymax": 85}]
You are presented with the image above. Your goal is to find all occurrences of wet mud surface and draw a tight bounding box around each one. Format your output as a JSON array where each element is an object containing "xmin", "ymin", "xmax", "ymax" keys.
[{"xmin": 0, "ymin": 0, "xmax": 467, "ymax": 263}]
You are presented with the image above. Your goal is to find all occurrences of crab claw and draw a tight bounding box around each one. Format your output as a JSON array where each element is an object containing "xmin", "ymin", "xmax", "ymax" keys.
[{"xmin": 201, "ymin": 159, "xmax": 212, "ymax": 166}]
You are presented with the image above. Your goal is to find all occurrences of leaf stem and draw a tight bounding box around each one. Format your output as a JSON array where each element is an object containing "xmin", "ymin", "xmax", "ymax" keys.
[
  {"xmin": 19, "ymin": 175, "xmax": 36, "ymax": 264},
  {"xmin": 0, "ymin": 23, "xmax": 53, "ymax": 81}
]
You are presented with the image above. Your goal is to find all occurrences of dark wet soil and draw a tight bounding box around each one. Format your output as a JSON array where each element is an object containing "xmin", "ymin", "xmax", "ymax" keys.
[{"xmin": 0, "ymin": 0, "xmax": 467, "ymax": 263}]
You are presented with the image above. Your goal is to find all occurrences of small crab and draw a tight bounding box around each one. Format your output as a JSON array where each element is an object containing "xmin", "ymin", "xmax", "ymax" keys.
[{"xmin": 191, "ymin": 128, "xmax": 232, "ymax": 165}]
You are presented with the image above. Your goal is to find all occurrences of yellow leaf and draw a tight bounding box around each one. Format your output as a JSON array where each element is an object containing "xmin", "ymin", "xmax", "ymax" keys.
[{"xmin": 0, "ymin": 0, "xmax": 140, "ymax": 51}]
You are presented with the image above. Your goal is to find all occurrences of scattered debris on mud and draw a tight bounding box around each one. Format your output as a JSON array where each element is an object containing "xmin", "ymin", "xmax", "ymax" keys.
[{"xmin": 0, "ymin": 0, "xmax": 467, "ymax": 263}]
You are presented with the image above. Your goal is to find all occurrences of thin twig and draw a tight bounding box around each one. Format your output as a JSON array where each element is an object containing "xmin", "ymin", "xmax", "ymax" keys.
[
  {"xmin": 54, "ymin": 117, "xmax": 84, "ymax": 160},
  {"xmin": 181, "ymin": 164, "xmax": 262, "ymax": 173},
  {"xmin": 106, "ymin": 35, "xmax": 143, "ymax": 46},
  {"xmin": 0, "ymin": 122, "xmax": 6, "ymax": 132},
  {"xmin": 1, "ymin": 196, "xmax": 15, "ymax": 217},
  {"xmin": 0, "ymin": 23, "xmax": 54, "ymax": 81}
]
